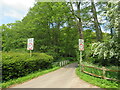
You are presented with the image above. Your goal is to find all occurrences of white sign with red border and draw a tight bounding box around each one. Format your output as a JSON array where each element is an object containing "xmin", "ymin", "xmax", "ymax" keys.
[
  {"xmin": 27, "ymin": 38, "xmax": 34, "ymax": 50},
  {"xmin": 79, "ymin": 39, "xmax": 84, "ymax": 51}
]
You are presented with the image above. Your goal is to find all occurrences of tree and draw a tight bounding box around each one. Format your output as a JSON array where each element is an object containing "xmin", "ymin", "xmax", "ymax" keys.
[
  {"xmin": 91, "ymin": 0, "xmax": 103, "ymax": 41},
  {"xmin": 69, "ymin": 2, "xmax": 84, "ymax": 39}
]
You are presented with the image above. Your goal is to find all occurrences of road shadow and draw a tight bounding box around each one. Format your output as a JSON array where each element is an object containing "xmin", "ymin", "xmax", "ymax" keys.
[{"xmin": 63, "ymin": 63, "xmax": 78, "ymax": 69}]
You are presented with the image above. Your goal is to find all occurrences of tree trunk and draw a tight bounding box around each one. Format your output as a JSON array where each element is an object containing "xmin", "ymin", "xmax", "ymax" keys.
[
  {"xmin": 91, "ymin": 0, "xmax": 103, "ymax": 41},
  {"xmin": 110, "ymin": 28, "xmax": 113, "ymax": 38},
  {"xmin": 69, "ymin": 2, "xmax": 84, "ymax": 39},
  {"xmin": 76, "ymin": 2, "xmax": 84, "ymax": 39}
]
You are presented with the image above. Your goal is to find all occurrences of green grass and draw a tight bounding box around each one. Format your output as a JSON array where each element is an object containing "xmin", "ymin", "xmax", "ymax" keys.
[
  {"xmin": 1, "ymin": 66, "xmax": 60, "ymax": 88},
  {"xmin": 82, "ymin": 62, "xmax": 119, "ymax": 80},
  {"xmin": 76, "ymin": 68, "xmax": 120, "ymax": 88}
]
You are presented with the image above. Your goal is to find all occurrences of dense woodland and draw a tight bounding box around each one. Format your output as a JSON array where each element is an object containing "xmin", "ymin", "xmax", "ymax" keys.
[{"xmin": 1, "ymin": 1, "xmax": 120, "ymax": 67}]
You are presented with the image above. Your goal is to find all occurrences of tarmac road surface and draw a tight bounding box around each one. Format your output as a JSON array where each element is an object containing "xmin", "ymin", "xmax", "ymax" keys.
[{"xmin": 11, "ymin": 63, "xmax": 100, "ymax": 88}]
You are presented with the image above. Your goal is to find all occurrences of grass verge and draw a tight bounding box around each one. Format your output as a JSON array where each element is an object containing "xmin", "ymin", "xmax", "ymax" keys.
[
  {"xmin": 81, "ymin": 62, "xmax": 119, "ymax": 80},
  {"xmin": 76, "ymin": 68, "xmax": 120, "ymax": 88},
  {"xmin": 1, "ymin": 66, "xmax": 60, "ymax": 88}
]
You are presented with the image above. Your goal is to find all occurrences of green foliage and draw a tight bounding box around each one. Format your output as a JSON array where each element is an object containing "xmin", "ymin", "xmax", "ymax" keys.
[
  {"xmin": 83, "ymin": 43, "xmax": 95, "ymax": 63},
  {"xmin": 76, "ymin": 68, "xmax": 119, "ymax": 88},
  {"xmin": 1, "ymin": 1, "xmax": 119, "ymax": 69},
  {"xmin": 1, "ymin": 2, "xmax": 78, "ymax": 60},
  {"xmin": 83, "ymin": 31, "xmax": 119, "ymax": 66},
  {"xmin": 2, "ymin": 2, "xmax": 119, "ymax": 62},
  {"xmin": 1, "ymin": 1, "xmax": 119, "ymax": 88},
  {"xmin": 84, "ymin": 29, "xmax": 96, "ymax": 43},
  {"xmin": 82, "ymin": 62, "xmax": 119, "ymax": 80},
  {"xmin": 1, "ymin": 66, "xmax": 60, "ymax": 88},
  {"xmin": 2, "ymin": 52, "xmax": 53, "ymax": 82},
  {"xmin": 91, "ymin": 37, "xmax": 120, "ymax": 66}
]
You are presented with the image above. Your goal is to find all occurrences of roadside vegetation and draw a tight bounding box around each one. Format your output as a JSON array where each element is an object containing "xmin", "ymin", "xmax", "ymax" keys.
[
  {"xmin": 1, "ymin": 1, "xmax": 120, "ymax": 89},
  {"xmin": 2, "ymin": 52, "xmax": 74, "ymax": 88},
  {"xmin": 81, "ymin": 62, "xmax": 119, "ymax": 80},
  {"xmin": 1, "ymin": 66, "xmax": 60, "ymax": 88},
  {"xmin": 2, "ymin": 52, "xmax": 54, "ymax": 82},
  {"xmin": 76, "ymin": 67, "xmax": 120, "ymax": 88}
]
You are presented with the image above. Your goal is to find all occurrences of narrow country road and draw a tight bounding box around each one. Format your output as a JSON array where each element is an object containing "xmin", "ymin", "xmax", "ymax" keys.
[{"xmin": 11, "ymin": 63, "xmax": 100, "ymax": 88}]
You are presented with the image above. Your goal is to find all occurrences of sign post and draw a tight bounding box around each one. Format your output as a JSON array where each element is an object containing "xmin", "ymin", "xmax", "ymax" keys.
[
  {"xmin": 27, "ymin": 38, "xmax": 34, "ymax": 57},
  {"xmin": 79, "ymin": 39, "xmax": 84, "ymax": 70},
  {"xmin": 29, "ymin": 49, "xmax": 32, "ymax": 57}
]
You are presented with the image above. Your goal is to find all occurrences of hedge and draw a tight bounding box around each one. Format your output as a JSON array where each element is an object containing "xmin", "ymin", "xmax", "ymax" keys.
[{"xmin": 2, "ymin": 52, "xmax": 53, "ymax": 82}]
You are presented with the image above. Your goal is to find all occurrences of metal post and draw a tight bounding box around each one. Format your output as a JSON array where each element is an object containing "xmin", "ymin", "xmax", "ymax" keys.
[
  {"xmin": 30, "ymin": 50, "xmax": 32, "ymax": 57},
  {"xmin": 80, "ymin": 51, "xmax": 82, "ymax": 70}
]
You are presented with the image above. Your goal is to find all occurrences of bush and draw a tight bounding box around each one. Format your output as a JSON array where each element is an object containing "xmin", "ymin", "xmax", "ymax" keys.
[
  {"xmin": 91, "ymin": 38, "xmax": 120, "ymax": 66},
  {"xmin": 2, "ymin": 52, "xmax": 53, "ymax": 82},
  {"xmin": 83, "ymin": 36, "xmax": 120, "ymax": 66}
]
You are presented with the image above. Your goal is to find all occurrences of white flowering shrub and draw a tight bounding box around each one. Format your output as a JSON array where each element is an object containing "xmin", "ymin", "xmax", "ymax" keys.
[{"xmin": 91, "ymin": 38, "xmax": 120, "ymax": 66}]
